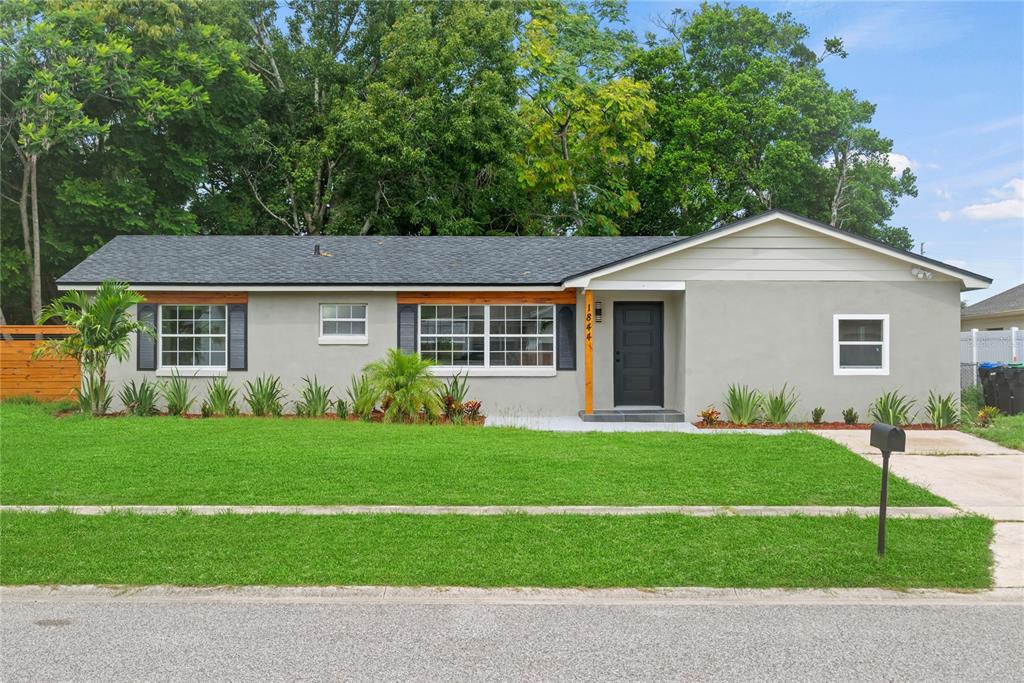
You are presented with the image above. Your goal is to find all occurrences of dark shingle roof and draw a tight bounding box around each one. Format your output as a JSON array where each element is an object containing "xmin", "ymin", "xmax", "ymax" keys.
[
  {"xmin": 57, "ymin": 235, "xmax": 684, "ymax": 286},
  {"xmin": 963, "ymin": 283, "xmax": 1024, "ymax": 317}
]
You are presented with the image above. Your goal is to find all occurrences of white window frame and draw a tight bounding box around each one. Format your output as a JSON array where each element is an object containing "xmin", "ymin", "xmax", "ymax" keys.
[
  {"xmin": 833, "ymin": 314, "xmax": 889, "ymax": 376},
  {"xmin": 319, "ymin": 303, "xmax": 368, "ymax": 345},
  {"xmin": 418, "ymin": 304, "xmax": 557, "ymax": 377},
  {"xmin": 156, "ymin": 304, "xmax": 228, "ymax": 377}
]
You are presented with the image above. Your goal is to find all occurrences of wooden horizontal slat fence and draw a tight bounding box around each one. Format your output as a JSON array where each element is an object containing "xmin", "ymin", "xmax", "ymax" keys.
[{"xmin": 0, "ymin": 325, "xmax": 79, "ymax": 401}]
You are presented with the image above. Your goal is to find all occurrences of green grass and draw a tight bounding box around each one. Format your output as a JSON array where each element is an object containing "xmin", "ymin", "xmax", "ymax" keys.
[
  {"xmin": 0, "ymin": 402, "xmax": 945, "ymax": 506},
  {"xmin": 962, "ymin": 413, "xmax": 1024, "ymax": 451},
  {"xmin": 0, "ymin": 512, "xmax": 993, "ymax": 589}
]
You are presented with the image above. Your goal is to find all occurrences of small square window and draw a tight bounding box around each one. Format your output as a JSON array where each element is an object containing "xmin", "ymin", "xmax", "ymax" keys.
[
  {"xmin": 834, "ymin": 315, "xmax": 889, "ymax": 375},
  {"xmin": 320, "ymin": 303, "xmax": 368, "ymax": 342}
]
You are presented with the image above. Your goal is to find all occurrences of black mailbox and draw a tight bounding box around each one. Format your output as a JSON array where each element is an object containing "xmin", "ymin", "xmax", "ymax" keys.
[{"xmin": 870, "ymin": 423, "xmax": 906, "ymax": 453}]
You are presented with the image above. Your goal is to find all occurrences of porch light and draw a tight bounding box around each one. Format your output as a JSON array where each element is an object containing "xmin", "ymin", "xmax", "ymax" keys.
[{"xmin": 594, "ymin": 301, "xmax": 603, "ymax": 323}]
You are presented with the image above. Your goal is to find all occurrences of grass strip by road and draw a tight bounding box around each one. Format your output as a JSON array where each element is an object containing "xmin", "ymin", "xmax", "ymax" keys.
[
  {"xmin": 1, "ymin": 403, "xmax": 946, "ymax": 506},
  {"xmin": 0, "ymin": 512, "xmax": 992, "ymax": 589}
]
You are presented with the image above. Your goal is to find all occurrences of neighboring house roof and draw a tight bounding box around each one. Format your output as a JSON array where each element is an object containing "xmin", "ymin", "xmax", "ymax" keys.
[
  {"xmin": 57, "ymin": 234, "xmax": 683, "ymax": 287},
  {"xmin": 962, "ymin": 283, "xmax": 1024, "ymax": 319},
  {"xmin": 57, "ymin": 210, "xmax": 992, "ymax": 289}
]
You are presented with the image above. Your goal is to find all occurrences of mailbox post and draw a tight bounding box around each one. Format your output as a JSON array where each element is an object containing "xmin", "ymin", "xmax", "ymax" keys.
[{"xmin": 870, "ymin": 423, "xmax": 906, "ymax": 556}]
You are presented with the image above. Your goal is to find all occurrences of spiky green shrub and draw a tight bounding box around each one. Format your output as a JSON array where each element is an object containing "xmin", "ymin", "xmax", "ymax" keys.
[
  {"xmin": 334, "ymin": 398, "xmax": 350, "ymax": 419},
  {"xmin": 842, "ymin": 407, "xmax": 859, "ymax": 425},
  {"xmin": 345, "ymin": 373, "xmax": 377, "ymax": 421},
  {"xmin": 244, "ymin": 375, "xmax": 285, "ymax": 416},
  {"xmin": 205, "ymin": 376, "xmax": 239, "ymax": 417},
  {"xmin": 438, "ymin": 372, "xmax": 470, "ymax": 423},
  {"xmin": 869, "ymin": 390, "xmax": 916, "ymax": 426},
  {"xmin": 295, "ymin": 376, "xmax": 333, "ymax": 417},
  {"xmin": 364, "ymin": 349, "xmax": 443, "ymax": 423},
  {"xmin": 811, "ymin": 406, "xmax": 825, "ymax": 424},
  {"xmin": 925, "ymin": 391, "xmax": 958, "ymax": 428},
  {"xmin": 162, "ymin": 372, "xmax": 194, "ymax": 416},
  {"xmin": 975, "ymin": 406, "xmax": 1001, "ymax": 427},
  {"xmin": 763, "ymin": 384, "xmax": 799, "ymax": 424},
  {"xmin": 118, "ymin": 379, "xmax": 160, "ymax": 416},
  {"xmin": 723, "ymin": 384, "xmax": 763, "ymax": 425},
  {"xmin": 77, "ymin": 375, "xmax": 113, "ymax": 416}
]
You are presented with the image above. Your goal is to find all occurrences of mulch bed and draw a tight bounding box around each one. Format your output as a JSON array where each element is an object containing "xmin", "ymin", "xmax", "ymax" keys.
[
  {"xmin": 55, "ymin": 408, "xmax": 485, "ymax": 425},
  {"xmin": 695, "ymin": 421, "xmax": 954, "ymax": 430}
]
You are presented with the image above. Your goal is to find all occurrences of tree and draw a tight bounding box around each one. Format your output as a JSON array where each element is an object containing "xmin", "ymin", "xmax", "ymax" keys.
[
  {"xmin": 363, "ymin": 349, "xmax": 443, "ymax": 422},
  {"xmin": 516, "ymin": 0, "xmax": 655, "ymax": 235},
  {"xmin": 34, "ymin": 281, "xmax": 150, "ymax": 415},
  {"xmin": 624, "ymin": 3, "xmax": 916, "ymax": 246}
]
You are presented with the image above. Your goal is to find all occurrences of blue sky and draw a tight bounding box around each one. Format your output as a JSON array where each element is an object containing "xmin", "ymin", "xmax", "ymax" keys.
[{"xmin": 631, "ymin": 1, "xmax": 1024, "ymax": 303}]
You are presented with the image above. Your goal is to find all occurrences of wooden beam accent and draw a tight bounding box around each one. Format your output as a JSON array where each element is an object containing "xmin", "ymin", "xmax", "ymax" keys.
[
  {"xmin": 584, "ymin": 289, "xmax": 594, "ymax": 414},
  {"xmin": 397, "ymin": 290, "xmax": 576, "ymax": 305},
  {"xmin": 0, "ymin": 325, "xmax": 76, "ymax": 335},
  {"xmin": 140, "ymin": 291, "xmax": 248, "ymax": 304}
]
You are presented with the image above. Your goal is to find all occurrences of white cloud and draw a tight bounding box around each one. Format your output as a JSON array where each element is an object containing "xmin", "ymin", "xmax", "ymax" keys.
[
  {"xmin": 937, "ymin": 210, "xmax": 953, "ymax": 222},
  {"xmin": 935, "ymin": 188, "xmax": 953, "ymax": 200},
  {"xmin": 886, "ymin": 153, "xmax": 916, "ymax": 176},
  {"xmin": 961, "ymin": 178, "xmax": 1024, "ymax": 221}
]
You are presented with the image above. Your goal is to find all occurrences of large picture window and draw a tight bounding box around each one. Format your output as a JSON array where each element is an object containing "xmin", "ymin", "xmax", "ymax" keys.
[
  {"xmin": 419, "ymin": 304, "xmax": 555, "ymax": 369},
  {"xmin": 159, "ymin": 304, "xmax": 227, "ymax": 369},
  {"xmin": 833, "ymin": 314, "xmax": 889, "ymax": 375}
]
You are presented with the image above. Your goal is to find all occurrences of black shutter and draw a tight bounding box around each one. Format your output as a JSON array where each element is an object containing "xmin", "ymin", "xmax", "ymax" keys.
[
  {"xmin": 556, "ymin": 304, "xmax": 576, "ymax": 370},
  {"xmin": 228, "ymin": 304, "xmax": 247, "ymax": 371},
  {"xmin": 397, "ymin": 304, "xmax": 417, "ymax": 354},
  {"xmin": 137, "ymin": 304, "xmax": 157, "ymax": 371}
]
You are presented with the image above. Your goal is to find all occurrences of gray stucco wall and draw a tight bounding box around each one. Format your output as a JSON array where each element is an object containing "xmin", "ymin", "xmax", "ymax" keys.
[
  {"xmin": 681, "ymin": 280, "xmax": 962, "ymax": 421},
  {"xmin": 106, "ymin": 291, "xmax": 580, "ymax": 417}
]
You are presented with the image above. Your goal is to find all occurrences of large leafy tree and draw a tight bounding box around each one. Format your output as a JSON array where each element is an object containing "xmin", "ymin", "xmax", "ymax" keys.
[
  {"xmin": 516, "ymin": 0, "xmax": 655, "ymax": 235},
  {"xmin": 0, "ymin": 0, "xmax": 260, "ymax": 323},
  {"xmin": 624, "ymin": 3, "xmax": 916, "ymax": 246}
]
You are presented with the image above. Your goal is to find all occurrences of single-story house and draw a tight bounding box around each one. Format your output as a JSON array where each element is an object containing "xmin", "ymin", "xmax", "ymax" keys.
[
  {"xmin": 961, "ymin": 283, "xmax": 1024, "ymax": 331},
  {"xmin": 57, "ymin": 210, "xmax": 991, "ymax": 421}
]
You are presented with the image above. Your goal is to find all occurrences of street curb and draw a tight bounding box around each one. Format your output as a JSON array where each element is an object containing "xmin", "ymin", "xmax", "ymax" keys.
[{"xmin": 2, "ymin": 585, "xmax": 1021, "ymax": 606}]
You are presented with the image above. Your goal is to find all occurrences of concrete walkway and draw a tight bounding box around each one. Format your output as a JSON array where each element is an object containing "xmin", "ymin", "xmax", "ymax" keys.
[
  {"xmin": 818, "ymin": 429, "xmax": 1022, "ymax": 455},
  {"xmin": 0, "ymin": 504, "xmax": 963, "ymax": 518},
  {"xmin": 486, "ymin": 415, "xmax": 790, "ymax": 434}
]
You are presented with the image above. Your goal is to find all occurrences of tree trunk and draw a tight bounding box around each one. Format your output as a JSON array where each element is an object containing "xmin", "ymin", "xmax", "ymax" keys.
[
  {"xmin": 830, "ymin": 145, "xmax": 849, "ymax": 227},
  {"xmin": 28, "ymin": 155, "xmax": 42, "ymax": 323},
  {"xmin": 559, "ymin": 125, "xmax": 581, "ymax": 233},
  {"xmin": 360, "ymin": 184, "xmax": 383, "ymax": 235}
]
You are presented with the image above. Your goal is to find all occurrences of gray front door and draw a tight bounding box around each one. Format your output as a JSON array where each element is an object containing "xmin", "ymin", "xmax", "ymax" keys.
[{"xmin": 613, "ymin": 302, "xmax": 664, "ymax": 406}]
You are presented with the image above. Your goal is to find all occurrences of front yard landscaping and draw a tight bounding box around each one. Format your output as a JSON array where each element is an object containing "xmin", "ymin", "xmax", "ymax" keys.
[
  {"xmin": 962, "ymin": 413, "xmax": 1024, "ymax": 451},
  {"xmin": 1, "ymin": 401, "xmax": 946, "ymax": 506},
  {"xmin": 0, "ymin": 512, "xmax": 993, "ymax": 589}
]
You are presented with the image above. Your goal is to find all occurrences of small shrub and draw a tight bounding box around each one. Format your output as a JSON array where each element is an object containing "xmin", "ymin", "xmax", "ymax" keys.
[
  {"xmin": 244, "ymin": 375, "xmax": 286, "ymax": 416},
  {"xmin": 205, "ymin": 376, "xmax": 239, "ymax": 417},
  {"xmin": 763, "ymin": 384, "xmax": 799, "ymax": 424},
  {"xmin": 960, "ymin": 386, "xmax": 984, "ymax": 424},
  {"xmin": 162, "ymin": 372, "xmax": 194, "ymax": 416},
  {"xmin": 842, "ymin": 407, "xmax": 859, "ymax": 425},
  {"xmin": 118, "ymin": 379, "xmax": 160, "ymax": 416},
  {"xmin": 346, "ymin": 373, "xmax": 377, "ymax": 421},
  {"xmin": 295, "ymin": 376, "xmax": 333, "ymax": 417},
  {"xmin": 334, "ymin": 398, "xmax": 350, "ymax": 419},
  {"xmin": 697, "ymin": 406, "xmax": 721, "ymax": 427},
  {"xmin": 438, "ymin": 373, "xmax": 470, "ymax": 423},
  {"xmin": 77, "ymin": 375, "xmax": 113, "ymax": 416},
  {"xmin": 811, "ymin": 406, "xmax": 825, "ymax": 424},
  {"xmin": 200, "ymin": 401, "xmax": 214, "ymax": 418},
  {"xmin": 925, "ymin": 391, "xmax": 959, "ymax": 428},
  {"xmin": 463, "ymin": 400, "xmax": 483, "ymax": 421},
  {"xmin": 364, "ymin": 349, "xmax": 442, "ymax": 423},
  {"xmin": 975, "ymin": 406, "xmax": 1001, "ymax": 428},
  {"xmin": 723, "ymin": 384, "xmax": 763, "ymax": 425},
  {"xmin": 869, "ymin": 390, "xmax": 916, "ymax": 426}
]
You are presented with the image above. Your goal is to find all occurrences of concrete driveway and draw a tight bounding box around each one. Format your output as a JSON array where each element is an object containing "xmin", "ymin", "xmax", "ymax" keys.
[{"xmin": 817, "ymin": 429, "xmax": 1021, "ymax": 456}]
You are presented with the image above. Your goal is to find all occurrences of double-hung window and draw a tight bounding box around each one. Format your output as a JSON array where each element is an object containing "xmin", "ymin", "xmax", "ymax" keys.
[
  {"xmin": 159, "ymin": 304, "xmax": 227, "ymax": 371},
  {"xmin": 319, "ymin": 304, "xmax": 368, "ymax": 344},
  {"xmin": 833, "ymin": 314, "xmax": 889, "ymax": 375},
  {"xmin": 419, "ymin": 304, "xmax": 556, "ymax": 371}
]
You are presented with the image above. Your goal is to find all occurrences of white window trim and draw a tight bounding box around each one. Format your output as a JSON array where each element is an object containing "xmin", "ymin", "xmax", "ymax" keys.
[
  {"xmin": 417, "ymin": 304, "xmax": 557, "ymax": 376},
  {"xmin": 833, "ymin": 314, "xmax": 889, "ymax": 376},
  {"xmin": 157, "ymin": 304, "xmax": 229, "ymax": 374},
  {"xmin": 318, "ymin": 303, "xmax": 368, "ymax": 345}
]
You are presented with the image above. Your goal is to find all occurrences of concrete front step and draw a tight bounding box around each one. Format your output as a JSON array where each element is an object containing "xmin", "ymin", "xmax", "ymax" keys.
[{"xmin": 578, "ymin": 409, "xmax": 686, "ymax": 423}]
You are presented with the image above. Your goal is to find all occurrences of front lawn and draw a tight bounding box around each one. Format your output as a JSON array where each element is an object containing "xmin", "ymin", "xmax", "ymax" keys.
[
  {"xmin": 1, "ymin": 402, "xmax": 945, "ymax": 506},
  {"xmin": 962, "ymin": 413, "xmax": 1024, "ymax": 451},
  {"xmin": 0, "ymin": 511, "xmax": 993, "ymax": 589}
]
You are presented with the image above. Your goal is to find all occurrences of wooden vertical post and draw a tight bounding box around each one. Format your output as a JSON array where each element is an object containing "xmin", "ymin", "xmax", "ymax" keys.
[{"xmin": 584, "ymin": 289, "xmax": 594, "ymax": 414}]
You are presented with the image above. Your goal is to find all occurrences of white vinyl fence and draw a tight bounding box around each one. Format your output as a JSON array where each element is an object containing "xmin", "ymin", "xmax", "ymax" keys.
[{"xmin": 960, "ymin": 327, "xmax": 1022, "ymax": 388}]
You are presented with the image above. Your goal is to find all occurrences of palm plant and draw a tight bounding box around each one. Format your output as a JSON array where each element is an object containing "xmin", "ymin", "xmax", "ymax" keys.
[
  {"xmin": 364, "ymin": 349, "xmax": 443, "ymax": 423},
  {"xmin": 33, "ymin": 281, "xmax": 151, "ymax": 415}
]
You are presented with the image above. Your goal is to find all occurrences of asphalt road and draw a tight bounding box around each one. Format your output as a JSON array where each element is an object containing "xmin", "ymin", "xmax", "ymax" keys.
[{"xmin": 2, "ymin": 597, "xmax": 1022, "ymax": 682}]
